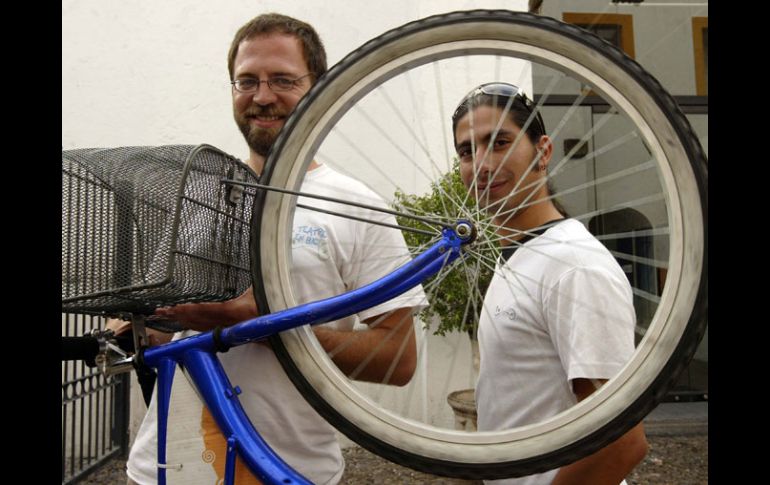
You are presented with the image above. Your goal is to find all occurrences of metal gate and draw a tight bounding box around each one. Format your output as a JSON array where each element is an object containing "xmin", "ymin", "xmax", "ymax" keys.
[{"xmin": 62, "ymin": 313, "xmax": 130, "ymax": 484}]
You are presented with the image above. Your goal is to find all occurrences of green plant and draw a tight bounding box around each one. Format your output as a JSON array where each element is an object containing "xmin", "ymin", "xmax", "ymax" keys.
[{"xmin": 393, "ymin": 162, "xmax": 499, "ymax": 337}]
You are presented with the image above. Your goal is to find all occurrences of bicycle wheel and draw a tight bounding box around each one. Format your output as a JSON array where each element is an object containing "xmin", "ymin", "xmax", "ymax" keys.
[{"xmin": 251, "ymin": 10, "xmax": 707, "ymax": 479}]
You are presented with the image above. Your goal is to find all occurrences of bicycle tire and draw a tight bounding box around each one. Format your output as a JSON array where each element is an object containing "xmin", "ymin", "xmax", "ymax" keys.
[{"xmin": 251, "ymin": 10, "xmax": 707, "ymax": 479}]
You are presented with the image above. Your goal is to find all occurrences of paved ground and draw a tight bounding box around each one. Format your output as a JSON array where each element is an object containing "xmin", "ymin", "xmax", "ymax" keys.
[{"xmin": 76, "ymin": 402, "xmax": 708, "ymax": 484}]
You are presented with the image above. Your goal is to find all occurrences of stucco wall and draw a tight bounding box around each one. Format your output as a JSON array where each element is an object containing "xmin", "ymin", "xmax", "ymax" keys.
[{"xmin": 63, "ymin": 0, "xmax": 528, "ymax": 156}]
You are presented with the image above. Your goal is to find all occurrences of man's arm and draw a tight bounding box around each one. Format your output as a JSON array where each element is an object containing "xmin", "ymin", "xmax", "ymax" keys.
[
  {"xmin": 312, "ymin": 307, "xmax": 417, "ymax": 386},
  {"xmin": 154, "ymin": 284, "xmax": 417, "ymax": 385},
  {"xmin": 105, "ymin": 318, "xmax": 174, "ymax": 347},
  {"xmin": 551, "ymin": 378, "xmax": 649, "ymax": 485},
  {"xmin": 152, "ymin": 286, "xmax": 258, "ymax": 332}
]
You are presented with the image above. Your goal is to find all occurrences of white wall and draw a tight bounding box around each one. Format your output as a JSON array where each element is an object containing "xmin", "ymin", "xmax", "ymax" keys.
[{"xmin": 63, "ymin": 0, "xmax": 528, "ymax": 158}]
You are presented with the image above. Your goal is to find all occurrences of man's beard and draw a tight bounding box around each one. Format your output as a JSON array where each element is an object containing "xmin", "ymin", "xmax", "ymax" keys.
[
  {"xmin": 235, "ymin": 106, "xmax": 286, "ymax": 157},
  {"xmin": 239, "ymin": 123, "xmax": 278, "ymax": 157}
]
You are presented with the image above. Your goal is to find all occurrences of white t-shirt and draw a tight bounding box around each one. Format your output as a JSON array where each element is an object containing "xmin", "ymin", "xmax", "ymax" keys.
[
  {"xmin": 127, "ymin": 164, "xmax": 426, "ymax": 485},
  {"xmin": 475, "ymin": 219, "xmax": 636, "ymax": 485}
]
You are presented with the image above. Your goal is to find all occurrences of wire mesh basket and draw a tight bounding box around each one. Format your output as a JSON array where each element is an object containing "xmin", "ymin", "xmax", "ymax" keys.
[{"xmin": 62, "ymin": 144, "xmax": 257, "ymax": 316}]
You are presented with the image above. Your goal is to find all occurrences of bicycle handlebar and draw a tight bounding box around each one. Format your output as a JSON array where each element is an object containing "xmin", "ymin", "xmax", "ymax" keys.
[
  {"xmin": 61, "ymin": 336, "xmax": 100, "ymax": 366},
  {"xmin": 61, "ymin": 333, "xmax": 136, "ymax": 366}
]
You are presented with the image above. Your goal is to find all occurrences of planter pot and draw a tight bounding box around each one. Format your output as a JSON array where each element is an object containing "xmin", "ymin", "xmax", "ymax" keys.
[{"xmin": 447, "ymin": 388, "xmax": 477, "ymax": 431}]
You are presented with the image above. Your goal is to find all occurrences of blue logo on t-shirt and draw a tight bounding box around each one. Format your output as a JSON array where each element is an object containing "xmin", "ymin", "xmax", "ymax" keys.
[{"xmin": 293, "ymin": 225, "xmax": 329, "ymax": 258}]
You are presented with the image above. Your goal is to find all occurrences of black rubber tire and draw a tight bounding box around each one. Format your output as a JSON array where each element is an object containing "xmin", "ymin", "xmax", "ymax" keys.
[{"xmin": 250, "ymin": 9, "xmax": 707, "ymax": 479}]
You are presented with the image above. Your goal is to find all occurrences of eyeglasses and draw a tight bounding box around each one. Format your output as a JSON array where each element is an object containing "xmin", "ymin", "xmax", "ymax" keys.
[
  {"xmin": 452, "ymin": 82, "xmax": 546, "ymax": 136},
  {"xmin": 231, "ymin": 74, "xmax": 312, "ymax": 93}
]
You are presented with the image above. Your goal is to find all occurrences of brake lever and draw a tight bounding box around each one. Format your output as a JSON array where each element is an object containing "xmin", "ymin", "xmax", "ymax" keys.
[{"xmin": 90, "ymin": 328, "xmax": 134, "ymax": 376}]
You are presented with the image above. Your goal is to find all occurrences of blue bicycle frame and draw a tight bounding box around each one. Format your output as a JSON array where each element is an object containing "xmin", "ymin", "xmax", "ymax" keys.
[{"xmin": 140, "ymin": 225, "xmax": 471, "ymax": 485}]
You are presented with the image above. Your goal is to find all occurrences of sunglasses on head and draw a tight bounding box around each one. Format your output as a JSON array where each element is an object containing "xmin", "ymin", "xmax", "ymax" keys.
[{"xmin": 452, "ymin": 82, "xmax": 546, "ymax": 136}]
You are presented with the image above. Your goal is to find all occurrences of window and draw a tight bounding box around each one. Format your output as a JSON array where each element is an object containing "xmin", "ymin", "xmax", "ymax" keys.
[
  {"xmin": 562, "ymin": 13, "xmax": 636, "ymax": 58},
  {"xmin": 692, "ymin": 17, "xmax": 708, "ymax": 95}
]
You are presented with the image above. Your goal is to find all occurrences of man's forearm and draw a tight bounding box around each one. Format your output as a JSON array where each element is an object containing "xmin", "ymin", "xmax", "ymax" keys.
[
  {"xmin": 550, "ymin": 422, "xmax": 648, "ymax": 485},
  {"xmin": 312, "ymin": 308, "xmax": 416, "ymax": 385},
  {"xmin": 153, "ymin": 287, "xmax": 258, "ymax": 332}
]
